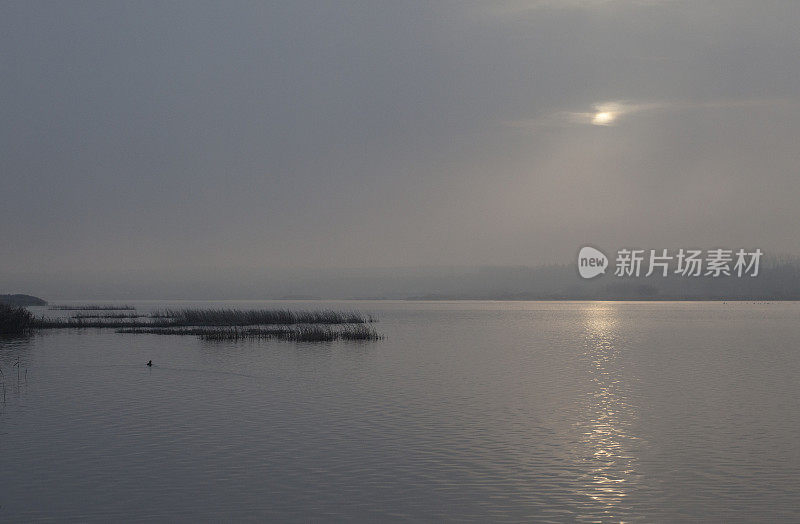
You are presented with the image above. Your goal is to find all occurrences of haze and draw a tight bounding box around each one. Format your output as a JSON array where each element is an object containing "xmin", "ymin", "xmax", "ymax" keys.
[{"xmin": 2, "ymin": 1, "xmax": 799, "ymax": 298}]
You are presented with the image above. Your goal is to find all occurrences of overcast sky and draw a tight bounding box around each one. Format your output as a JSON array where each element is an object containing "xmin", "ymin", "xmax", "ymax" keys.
[{"xmin": 2, "ymin": 1, "xmax": 799, "ymax": 294}]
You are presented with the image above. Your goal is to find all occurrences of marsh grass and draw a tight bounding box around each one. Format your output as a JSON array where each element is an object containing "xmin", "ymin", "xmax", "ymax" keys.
[
  {"xmin": 117, "ymin": 324, "xmax": 383, "ymax": 342},
  {"xmin": 31, "ymin": 308, "xmax": 383, "ymax": 341},
  {"xmin": 0, "ymin": 304, "xmax": 35, "ymax": 335},
  {"xmin": 32, "ymin": 318, "xmax": 146, "ymax": 329},
  {"xmin": 116, "ymin": 327, "xmax": 219, "ymax": 336},
  {"xmin": 204, "ymin": 325, "xmax": 383, "ymax": 341},
  {"xmin": 147, "ymin": 308, "xmax": 374, "ymax": 325},
  {"xmin": 338, "ymin": 325, "xmax": 384, "ymax": 340},
  {"xmin": 73, "ymin": 313, "xmax": 145, "ymax": 319},
  {"xmin": 49, "ymin": 305, "xmax": 135, "ymax": 311}
]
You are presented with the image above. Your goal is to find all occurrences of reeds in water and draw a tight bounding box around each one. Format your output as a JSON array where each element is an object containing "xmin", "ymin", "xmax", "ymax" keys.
[
  {"xmin": 32, "ymin": 318, "xmax": 145, "ymax": 329},
  {"xmin": 147, "ymin": 308, "xmax": 374, "ymax": 326},
  {"xmin": 338, "ymin": 325, "xmax": 384, "ymax": 340},
  {"xmin": 30, "ymin": 308, "xmax": 383, "ymax": 341},
  {"xmin": 0, "ymin": 304, "xmax": 34, "ymax": 335},
  {"xmin": 199, "ymin": 325, "xmax": 383, "ymax": 342},
  {"xmin": 48, "ymin": 304, "xmax": 136, "ymax": 311},
  {"xmin": 117, "ymin": 324, "xmax": 384, "ymax": 342},
  {"xmin": 73, "ymin": 313, "xmax": 145, "ymax": 319},
  {"xmin": 116, "ymin": 327, "xmax": 217, "ymax": 336}
]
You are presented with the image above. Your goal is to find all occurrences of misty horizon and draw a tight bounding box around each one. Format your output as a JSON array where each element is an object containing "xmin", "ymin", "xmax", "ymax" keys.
[
  {"xmin": 4, "ymin": 2, "xmax": 800, "ymax": 522},
  {"xmin": 6, "ymin": 252, "xmax": 800, "ymax": 301},
  {"xmin": 3, "ymin": 1, "xmax": 800, "ymax": 294}
]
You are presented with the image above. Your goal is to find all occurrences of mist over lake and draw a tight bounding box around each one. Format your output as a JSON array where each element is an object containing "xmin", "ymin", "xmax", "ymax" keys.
[
  {"xmin": 2, "ymin": 300, "xmax": 799, "ymax": 521},
  {"xmin": 3, "ymin": 0, "xmax": 800, "ymax": 520}
]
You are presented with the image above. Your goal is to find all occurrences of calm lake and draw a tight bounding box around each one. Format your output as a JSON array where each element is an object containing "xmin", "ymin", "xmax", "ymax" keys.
[{"xmin": 1, "ymin": 300, "xmax": 799, "ymax": 522}]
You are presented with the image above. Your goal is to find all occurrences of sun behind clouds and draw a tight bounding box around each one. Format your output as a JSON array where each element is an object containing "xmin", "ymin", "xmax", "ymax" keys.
[
  {"xmin": 592, "ymin": 111, "xmax": 616, "ymax": 125},
  {"xmin": 591, "ymin": 103, "xmax": 623, "ymax": 125}
]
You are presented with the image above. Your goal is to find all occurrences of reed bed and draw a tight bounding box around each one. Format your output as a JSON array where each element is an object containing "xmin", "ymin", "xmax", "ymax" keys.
[
  {"xmin": 117, "ymin": 326, "xmax": 299, "ymax": 339},
  {"xmin": 34, "ymin": 308, "xmax": 376, "ymax": 326},
  {"xmin": 0, "ymin": 304, "xmax": 35, "ymax": 335},
  {"xmin": 147, "ymin": 308, "xmax": 374, "ymax": 326},
  {"xmin": 48, "ymin": 304, "xmax": 136, "ymax": 311},
  {"xmin": 32, "ymin": 318, "xmax": 151, "ymax": 329},
  {"xmin": 116, "ymin": 327, "xmax": 290, "ymax": 338},
  {"xmin": 73, "ymin": 313, "xmax": 146, "ymax": 319},
  {"xmin": 117, "ymin": 324, "xmax": 383, "ymax": 342},
  {"xmin": 203, "ymin": 326, "xmax": 383, "ymax": 342},
  {"xmin": 30, "ymin": 308, "xmax": 383, "ymax": 341},
  {"xmin": 116, "ymin": 327, "xmax": 219, "ymax": 336},
  {"xmin": 200, "ymin": 325, "xmax": 383, "ymax": 342},
  {"xmin": 338, "ymin": 325, "xmax": 384, "ymax": 340}
]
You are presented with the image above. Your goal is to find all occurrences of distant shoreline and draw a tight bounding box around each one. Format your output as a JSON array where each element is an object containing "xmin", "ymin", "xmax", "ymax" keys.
[
  {"xmin": 0, "ymin": 294, "xmax": 47, "ymax": 306},
  {"xmin": 30, "ymin": 297, "xmax": 800, "ymax": 303},
  {"xmin": 402, "ymin": 296, "xmax": 799, "ymax": 301}
]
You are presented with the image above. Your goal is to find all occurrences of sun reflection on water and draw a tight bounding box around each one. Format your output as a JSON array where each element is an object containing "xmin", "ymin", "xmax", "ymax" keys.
[{"xmin": 575, "ymin": 303, "xmax": 640, "ymax": 519}]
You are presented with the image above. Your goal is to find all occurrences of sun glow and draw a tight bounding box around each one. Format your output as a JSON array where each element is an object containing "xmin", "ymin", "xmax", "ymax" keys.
[
  {"xmin": 592, "ymin": 110, "xmax": 616, "ymax": 126},
  {"xmin": 590, "ymin": 102, "xmax": 626, "ymax": 126}
]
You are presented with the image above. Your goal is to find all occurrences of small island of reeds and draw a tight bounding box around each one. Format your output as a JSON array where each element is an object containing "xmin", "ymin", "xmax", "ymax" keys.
[
  {"xmin": 118, "ymin": 324, "xmax": 383, "ymax": 342},
  {"xmin": 1, "ymin": 305, "xmax": 383, "ymax": 342},
  {"xmin": 48, "ymin": 304, "xmax": 136, "ymax": 311}
]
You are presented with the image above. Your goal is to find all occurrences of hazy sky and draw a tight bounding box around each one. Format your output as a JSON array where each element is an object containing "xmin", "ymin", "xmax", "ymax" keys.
[{"xmin": 2, "ymin": 1, "xmax": 800, "ymax": 290}]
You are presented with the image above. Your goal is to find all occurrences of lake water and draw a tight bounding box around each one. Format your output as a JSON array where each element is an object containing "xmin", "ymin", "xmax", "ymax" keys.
[{"xmin": 1, "ymin": 300, "xmax": 799, "ymax": 522}]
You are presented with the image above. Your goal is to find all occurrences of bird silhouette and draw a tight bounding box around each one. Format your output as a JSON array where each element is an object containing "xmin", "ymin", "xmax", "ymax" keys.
[{"xmin": 146, "ymin": 360, "xmax": 152, "ymax": 367}]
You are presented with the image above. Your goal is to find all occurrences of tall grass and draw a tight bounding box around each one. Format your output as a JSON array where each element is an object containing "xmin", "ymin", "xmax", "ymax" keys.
[
  {"xmin": 30, "ymin": 308, "xmax": 382, "ymax": 341},
  {"xmin": 0, "ymin": 304, "xmax": 35, "ymax": 335},
  {"xmin": 48, "ymin": 304, "xmax": 135, "ymax": 311},
  {"xmin": 73, "ymin": 313, "xmax": 145, "ymax": 319},
  {"xmin": 338, "ymin": 325, "xmax": 384, "ymax": 340},
  {"xmin": 32, "ymin": 318, "xmax": 144, "ymax": 329},
  {"xmin": 202, "ymin": 325, "xmax": 383, "ymax": 341},
  {"xmin": 117, "ymin": 325, "xmax": 384, "ymax": 342},
  {"xmin": 116, "ymin": 327, "xmax": 221, "ymax": 336},
  {"xmin": 147, "ymin": 308, "xmax": 374, "ymax": 326}
]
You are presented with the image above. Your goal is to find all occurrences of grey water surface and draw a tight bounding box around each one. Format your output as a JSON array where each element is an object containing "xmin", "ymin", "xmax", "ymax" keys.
[{"xmin": 1, "ymin": 300, "xmax": 799, "ymax": 522}]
